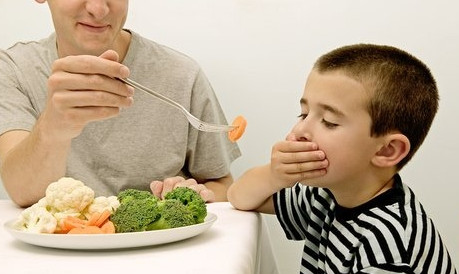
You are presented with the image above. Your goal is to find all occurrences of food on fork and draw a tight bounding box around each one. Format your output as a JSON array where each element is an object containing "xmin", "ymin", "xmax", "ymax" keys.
[{"xmin": 228, "ymin": 115, "xmax": 247, "ymax": 142}]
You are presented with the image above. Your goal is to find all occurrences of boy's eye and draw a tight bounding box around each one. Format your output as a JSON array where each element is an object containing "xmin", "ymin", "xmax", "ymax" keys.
[
  {"xmin": 297, "ymin": 113, "xmax": 307, "ymax": 120},
  {"xmin": 322, "ymin": 119, "xmax": 339, "ymax": 129}
]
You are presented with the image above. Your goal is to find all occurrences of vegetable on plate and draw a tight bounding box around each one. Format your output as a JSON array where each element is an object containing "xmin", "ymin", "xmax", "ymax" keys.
[{"xmin": 110, "ymin": 187, "xmax": 207, "ymax": 233}]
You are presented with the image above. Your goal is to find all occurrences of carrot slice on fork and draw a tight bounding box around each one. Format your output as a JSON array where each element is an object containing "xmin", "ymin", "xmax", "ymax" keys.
[{"xmin": 228, "ymin": 115, "xmax": 247, "ymax": 142}]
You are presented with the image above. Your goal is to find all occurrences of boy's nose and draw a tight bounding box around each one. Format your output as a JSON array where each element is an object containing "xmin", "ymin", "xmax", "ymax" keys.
[{"xmin": 289, "ymin": 125, "xmax": 312, "ymax": 142}]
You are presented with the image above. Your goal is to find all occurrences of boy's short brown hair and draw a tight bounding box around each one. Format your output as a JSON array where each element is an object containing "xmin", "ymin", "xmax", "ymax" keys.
[{"xmin": 313, "ymin": 44, "xmax": 438, "ymax": 169}]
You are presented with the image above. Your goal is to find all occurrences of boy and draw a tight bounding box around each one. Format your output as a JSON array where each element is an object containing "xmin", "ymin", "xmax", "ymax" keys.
[{"xmin": 228, "ymin": 44, "xmax": 457, "ymax": 273}]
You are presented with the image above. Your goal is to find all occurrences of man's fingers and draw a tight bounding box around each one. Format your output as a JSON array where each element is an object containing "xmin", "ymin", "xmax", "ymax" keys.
[
  {"xmin": 181, "ymin": 184, "xmax": 215, "ymax": 203},
  {"xmin": 173, "ymin": 178, "xmax": 198, "ymax": 188},
  {"xmin": 160, "ymin": 176, "xmax": 185, "ymax": 198},
  {"xmin": 150, "ymin": 177, "xmax": 214, "ymax": 202},
  {"xmin": 51, "ymin": 54, "xmax": 130, "ymax": 79},
  {"xmin": 99, "ymin": 49, "xmax": 119, "ymax": 62},
  {"xmin": 48, "ymin": 71, "xmax": 134, "ymax": 98},
  {"xmin": 200, "ymin": 189, "xmax": 215, "ymax": 203},
  {"xmin": 150, "ymin": 181, "xmax": 164, "ymax": 199}
]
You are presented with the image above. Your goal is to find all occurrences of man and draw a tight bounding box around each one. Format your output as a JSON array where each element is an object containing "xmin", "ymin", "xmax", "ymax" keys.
[{"xmin": 0, "ymin": 0, "xmax": 240, "ymax": 207}]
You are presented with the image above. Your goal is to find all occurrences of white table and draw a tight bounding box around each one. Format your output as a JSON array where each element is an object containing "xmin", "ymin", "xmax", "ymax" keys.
[{"xmin": 0, "ymin": 200, "xmax": 279, "ymax": 274}]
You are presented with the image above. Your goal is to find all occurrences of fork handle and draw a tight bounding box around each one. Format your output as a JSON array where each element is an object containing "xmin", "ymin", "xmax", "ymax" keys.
[{"xmin": 116, "ymin": 77, "xmax": 184, "ymax": 112}]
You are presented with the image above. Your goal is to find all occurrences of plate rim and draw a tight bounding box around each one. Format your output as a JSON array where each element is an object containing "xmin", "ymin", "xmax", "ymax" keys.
[{"xmin": 4, "ymin": 212, "xmax": 217, "ymax": 250}]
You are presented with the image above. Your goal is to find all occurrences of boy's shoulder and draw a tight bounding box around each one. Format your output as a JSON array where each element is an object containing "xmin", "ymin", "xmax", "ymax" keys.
[
  {"xmin": 348, "ymin": 177, "xmax": 455, "ymax": 273},
  {"xmin": 349, "ymin": 175, "xmax": 426, "ymax": 236}
]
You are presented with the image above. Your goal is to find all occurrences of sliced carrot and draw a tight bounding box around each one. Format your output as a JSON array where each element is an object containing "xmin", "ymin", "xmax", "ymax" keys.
[
  {"xmin": 58, "ymin": 210, "xmax": 115, "ymax": 234},
  {"xmin": 86, "ymin": 212, "xmax": 101, "ymax": 227},
  {"xmin": 87, "ymin": 209, "xmax": 111, "ymax": 227},
  {"xmin": 60, "ymin": 216, "xmax": 88, "ymax": 233},
  {"xmin": 100, "ymin": 221, "xmax": 116, "ymax": 234},
  {"xmin": 228, "ymin": 115, "xmax": 247, "ymax": 142},
  {"xmin": 68, "ymin": 226, "xmax": 104, "ymax": 234},
  {"xmin": 95, "ymin": 210, "xmax": 112, "ymax": 227},
  {"xmin": 65, "ymin": 216, "xmax": 87, "ymax": 225}
]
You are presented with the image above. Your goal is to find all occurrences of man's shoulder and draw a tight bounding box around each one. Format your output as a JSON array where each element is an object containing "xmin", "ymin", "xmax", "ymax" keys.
[
  {"xmin": 4, "ymin": 33, "xmax": 53, "ymax": 53},
  {"xmin": 1, "ymin": 34, "xmax": 55, "ymax": 67},
  {"xmin": 127, "ymin": 31, "xmax": 200, "ymax": 70}
]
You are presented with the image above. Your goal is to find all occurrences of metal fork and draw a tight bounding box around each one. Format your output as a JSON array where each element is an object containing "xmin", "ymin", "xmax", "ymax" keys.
[{"xmin": 117, "ymin": 78, "xmax": 236, "ymax": 132}]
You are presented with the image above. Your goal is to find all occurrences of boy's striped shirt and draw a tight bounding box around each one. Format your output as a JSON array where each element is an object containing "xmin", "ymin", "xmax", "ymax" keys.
[{"xmin": 273, "ymin": 174, "xmax": 457, "ymax": 273}]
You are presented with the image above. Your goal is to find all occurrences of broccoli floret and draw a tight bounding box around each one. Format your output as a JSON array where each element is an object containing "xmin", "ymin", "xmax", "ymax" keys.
[
  {"xmin": 146, "ymin": 199, "xmax": 195, "ymax": 230},
  {"xmin": 117, "ymin": 188, "xmax": 154, "ymax": 204},
  {"xmin": 110, "ymin": 187, "xmax": 207, "ymax": 233},
  {"xmin": 110, "ymin": 196, "xmax": 159, "ymax": 233},
  {"xmin": 164, "ymin": 187, "xmax": 207, "ymax": 223}
]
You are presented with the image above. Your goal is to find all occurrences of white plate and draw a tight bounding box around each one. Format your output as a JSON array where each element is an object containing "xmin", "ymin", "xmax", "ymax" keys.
[{"xmin": 4, "ymin": 213, "xmax": 217, "ymax": 250}]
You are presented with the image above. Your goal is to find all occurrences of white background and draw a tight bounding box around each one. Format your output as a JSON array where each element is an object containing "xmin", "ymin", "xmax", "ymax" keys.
[{"xmin": 1, "ymin": 1, "xmax": 458, "ymax": 272}]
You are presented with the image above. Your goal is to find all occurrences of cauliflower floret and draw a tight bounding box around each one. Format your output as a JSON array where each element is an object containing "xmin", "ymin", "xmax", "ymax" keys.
[
  {"xmin": 83, "ymin": 196, "xmax": 120, "ymax": 219},
  {"xmin": 45, "ymin": 177, "xmax": 94, "ymax": 213},
  {"xmin": 35, "ymin": 197, "xmax": 48, "ymax": 208},
  {"xmin": 14, "ymin": 202, "xmax": 57, "ymax": 233}
]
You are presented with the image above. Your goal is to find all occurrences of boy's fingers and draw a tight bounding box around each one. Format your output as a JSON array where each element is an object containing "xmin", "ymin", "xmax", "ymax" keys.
[{"xmin": 274, "ymin": 140, "xmax": 318, "ymax": 153}]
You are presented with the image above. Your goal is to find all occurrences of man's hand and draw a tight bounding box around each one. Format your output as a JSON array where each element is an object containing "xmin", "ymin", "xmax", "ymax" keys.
[
  {"xmin": 150, "ymin": 176, "xmax": 216, "ymax": 203},
  {"xmin": 41, "ymin": 50, "xmax": 134, "ymax": 141}
]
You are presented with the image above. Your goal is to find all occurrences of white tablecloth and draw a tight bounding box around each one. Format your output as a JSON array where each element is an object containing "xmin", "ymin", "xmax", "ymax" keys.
[{"xmin": 0, "ymin": 200, "xmax": 279, "ymax": 274}]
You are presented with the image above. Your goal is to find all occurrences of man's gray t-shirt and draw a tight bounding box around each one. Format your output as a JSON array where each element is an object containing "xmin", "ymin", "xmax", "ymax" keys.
[{"xmin": 0, "ymin": 31, "xmax": 241, "ymax": 196}]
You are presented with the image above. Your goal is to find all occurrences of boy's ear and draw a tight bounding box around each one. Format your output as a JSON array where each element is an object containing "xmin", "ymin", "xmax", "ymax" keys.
[{"xmin": 372, "ymin": 133, "xmax": 410, "ymax": 168}]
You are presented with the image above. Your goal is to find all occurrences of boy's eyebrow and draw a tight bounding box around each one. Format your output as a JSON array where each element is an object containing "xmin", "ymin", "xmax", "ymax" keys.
[
  {"xmin": 319, "ymin": 103, "xmax": 345, "ymax": 117},
  {"xmin": 300, "ymin": 98, "xmax": 345, "ymax": 117}
]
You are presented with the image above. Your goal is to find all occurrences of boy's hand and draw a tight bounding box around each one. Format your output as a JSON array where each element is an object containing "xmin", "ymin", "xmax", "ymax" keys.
[{"xmin": 269, "ymin": 133, "xmax": 328, "ymax": 189}]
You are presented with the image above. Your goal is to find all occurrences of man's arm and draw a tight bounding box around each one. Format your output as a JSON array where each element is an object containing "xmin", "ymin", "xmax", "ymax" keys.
[
  {"xmin": 201, "ymin": 174, "xmax": 233, "ymax": 202},
  {"xmin": 0, "ymin": 50, "xmax": 133, "ymax": 207},
  {"xmin": 0, "ymin": 128, "xmax": 70, "ymax": 207}
]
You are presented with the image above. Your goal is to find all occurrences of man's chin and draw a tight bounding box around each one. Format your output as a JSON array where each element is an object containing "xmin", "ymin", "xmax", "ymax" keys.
[{"xmin": 76, "ymin": 44, "xmax": 111, "ymax": 56}]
